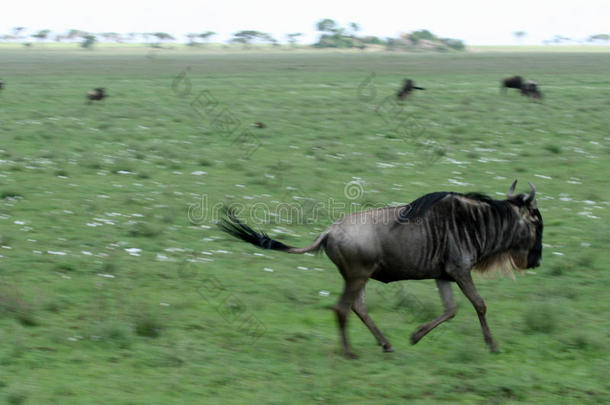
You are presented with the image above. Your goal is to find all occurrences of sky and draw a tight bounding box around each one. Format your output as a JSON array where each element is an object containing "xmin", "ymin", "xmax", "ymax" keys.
[{"xmin": 2, "ymin": 0, "xmax": 609, "ymax": 45}]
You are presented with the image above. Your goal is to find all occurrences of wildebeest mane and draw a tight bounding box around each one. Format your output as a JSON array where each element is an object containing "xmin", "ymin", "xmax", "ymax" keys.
[
  {"xmin": 396, "ymin": 191, "xmax": 525, "ymax": 274},
  {"xmin": 396, "ymin": 191, "xmax": 453, "ymax": 224},
  {"xmin": 396, "ymin": 190, "xmax": 513, "ymax": 223},
  {"xmin": 436, "ymin": 193, "xmax": 523, "ymax": 274}
]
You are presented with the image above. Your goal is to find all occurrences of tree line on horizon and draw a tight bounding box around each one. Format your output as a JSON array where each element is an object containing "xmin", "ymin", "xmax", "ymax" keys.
[{"xmin": 2, "ymin": 21, "xmax": 609, "ymax": 50}]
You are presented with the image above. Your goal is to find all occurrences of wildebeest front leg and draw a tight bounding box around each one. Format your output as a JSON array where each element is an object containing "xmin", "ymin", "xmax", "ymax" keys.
[
  {"xmin": 454, "ymin": 273, "xmax": 499, "ymax": 353},
  {"xmin": 334, "ymin": 278, "xmax": 367, "ymax": 358},
  {"xmin": 352, "ymin": 286, "xmax": 394, "ymax": 353},
  {"xmin": 410, "ymin": 279, "xmax": 457, "ymax": 344}
]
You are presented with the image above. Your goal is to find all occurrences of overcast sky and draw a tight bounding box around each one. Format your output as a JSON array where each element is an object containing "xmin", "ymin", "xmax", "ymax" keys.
[{"xmin": 3, "ymin": 0, "xmax": 609, "ymax": 45}]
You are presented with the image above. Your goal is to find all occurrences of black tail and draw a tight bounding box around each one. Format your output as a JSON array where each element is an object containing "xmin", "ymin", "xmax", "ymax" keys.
[
  {"xmin": 218, "ymin": 207, "xmax": 292, "ymax": 251},
  {"xmin": 413, "ymin": 86, "xmax": 425, "ymax": 90}
]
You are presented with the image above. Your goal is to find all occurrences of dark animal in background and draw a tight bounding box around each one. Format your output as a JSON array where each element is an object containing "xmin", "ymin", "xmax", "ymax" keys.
[
  {"xmin": 501, "ymin": 75, "xmax": 523, "ymax": 92},
  {"xmin": 501, "ymin": 76, "xmax": 542, "ymax": 99},
  {"xmin": 253, "ymin": 122, "xmax": 266, "ymax": 129},
  {"xmin": 220, "ymin": 180, "xmax": 543, "ymax": 358},
  {"xmin": 86, "ymin": 88, "xmax": 107, "ymax": 103},
  {"xmin": 521, "ymin": 80, "xmax": 542, "ymax": 99},
  {"xmin": 397, "ymin": 79, "xmax": 425, "ymax": 100},
  {"xmin": 0, "ymin": 80, "xmax": 4, "ymax": 92}
]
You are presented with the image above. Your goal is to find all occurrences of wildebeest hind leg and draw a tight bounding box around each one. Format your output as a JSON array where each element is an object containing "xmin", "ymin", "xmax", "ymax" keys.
[
  {"xmin": 333, "ymin": 277, "xmax": 367, "ymax": 359},
  {"xmin": 352, "ymin": 286, "xmax": 394, "ymax": 352},
  {"xmin": 411, "ymin": 279, "xmax": 457, "ymax": 344}
]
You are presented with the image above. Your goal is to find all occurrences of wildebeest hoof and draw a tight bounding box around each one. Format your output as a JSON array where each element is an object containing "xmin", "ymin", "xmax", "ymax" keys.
[
  {"xmin": 410, "ymin": 328, "xmax": 426, "ymax": 345},
  {"xmin": 344, "ymin": 351, "xmax": 358, "ymax": 359},
  {"xmin": 382, "ymin": 344, "xmax": 394, "ymax": 353}
]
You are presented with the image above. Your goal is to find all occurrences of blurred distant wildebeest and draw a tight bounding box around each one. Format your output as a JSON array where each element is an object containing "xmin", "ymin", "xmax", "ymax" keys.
[
  {"xmin": 521, "ymin": 80, "xmax": 542, "ymax": 99},
  {"xmin": 220, "ymin": 180, "xmax": 543, "ymax": 358},
  {"xmin": 0, "ymin": 80, "xmax": 4, "ymax": 92},
  {"xmin": 502, "ymin": 76, "xmax": 542, "ymax": 99},
  {"xmin": 397, "ymin": 79, "xmax": 425, "ymax": 100},
  {"xmin": 501, "ymin": 75, "xmax": 523, "ymax": 92},
  {"xmin": 86, "ymin": 88, "xmax": 107, "ymax": 104}
]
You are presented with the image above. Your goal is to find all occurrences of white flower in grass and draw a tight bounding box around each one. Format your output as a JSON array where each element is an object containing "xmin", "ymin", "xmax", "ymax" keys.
[{"xmin": 125, "ymin": 248, "xmax": 141, "ymax": 256}]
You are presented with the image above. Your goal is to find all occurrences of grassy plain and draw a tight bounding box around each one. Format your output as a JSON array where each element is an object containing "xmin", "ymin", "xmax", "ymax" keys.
[{"xmin": 0, "ymin": 47, "xmax": 609, "ymax": 404}]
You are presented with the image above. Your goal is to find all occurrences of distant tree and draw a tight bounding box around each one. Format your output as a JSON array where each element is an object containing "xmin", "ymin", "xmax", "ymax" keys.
[
  {"xmin": 314, "ymin": 19, "xmax": 362, "ymax": 48},
  {"xmin": 31, "ymin": 29, "xmax": 51, "ymax": 43},
  {"xmin": 441, "ymin": 38, "xmax": 465, "ymax": 50},
  {"xmin": 101, "ymin": 32, "xmax": 122, "ymax": 43},
  {"xmin": 186, "ymin": 33, "xmax": 199, "ymax": 46},
  {"xmin": 81, "ymin": 34, "xmax": 96, "ymax": 49},
  {"xmin": 259, "ymin": 32, "xmax": 278, "ymax": 46},
  {"xmin": 286, "ymin": 32, "xmax": 303, "ymax": 46},
  {"xmin": 66, "ymin": 29, "xmax": 87, "ymax": 41},
  {"xmin": 587, "ymin": 33, "xmax": 610, "ymax": 42},
  {"xmin": 148, "ymin": 32, "xmax": 174, "ymax": 48},
  {"xmin": 231, "ymin": 30, "xmax": 257, "ymax": 46},
  {"xmin": 552, "ymin": 35, "xmax": 571, "ymax": 43},
  {"xmin": 230, "ymin": 30, "xmax": 275, "ymax": 47},
  {"xmin": 153, "ymin": 32, "xmax": 175, "ymax": 42},
  {"xmin": 513, "ymin": 31, "xmax": 527, "ymax": 42},
  {"xmin": 316, "ymin": 18, "xmax": 339, "ymax": 34},
  {"xmin": 386, "ymin": 29, "xmax": 465, "ymax": 52},
  {"xmin": 361, "ymin": 36, "xmax": 384, "ymax": 45},
  {"xmin": 346, "ymin": 22, "xmax": 364, "ymax": 48},
  {"xmin": 199, "ymin": 31, "xmax": 216, "ymax": 43},
  {"xmin": 12, "ymin": 27, "xmax": 26, "ymax": 41},
  {"xmin": 348, "ymin": 22, "xmax": 361, "ymax": 35},
  {"xmin": 407, "ymin": 29, "xmax": 436, "ymax": 44}
]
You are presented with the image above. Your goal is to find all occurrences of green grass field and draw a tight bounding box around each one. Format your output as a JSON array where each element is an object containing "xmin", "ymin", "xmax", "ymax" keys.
[{"xmin": 0, "ymin": 48, "xmax": 609, "ymax": 404}]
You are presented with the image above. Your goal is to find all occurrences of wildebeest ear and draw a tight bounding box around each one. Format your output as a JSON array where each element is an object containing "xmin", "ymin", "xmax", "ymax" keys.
[
  {"xmin": 507, "ymin": 179, "xmax": 518, "ymax": 198},
  {"xmin": 523, "ymin": 182, "xmax": 537, "ymax": 208}
]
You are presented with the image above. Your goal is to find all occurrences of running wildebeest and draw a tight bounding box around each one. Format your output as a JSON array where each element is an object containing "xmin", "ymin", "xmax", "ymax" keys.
[
  {"xmin": 501, "ymin": 76, "xmax": 542, "ymax": 99},
  {"xmin": 501, "ymin": 75, "xmax": 523, "ymax": 93},
  {"xmin": 86, "ymin": 88, "xmax": 107, "ymax": 104},
  {"xmin": 220, "ymin": 180, "xmax": 543, "ymax": 358},
  {"xmin": 397, "ymin": 79, "xmax": 425, "ymax": 100},
  {"xmin": 521, "ymin": 80, "xmax": 542, "ymax": 99}
]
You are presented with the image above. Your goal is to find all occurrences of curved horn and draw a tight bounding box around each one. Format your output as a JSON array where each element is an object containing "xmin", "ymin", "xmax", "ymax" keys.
[
  {"xmin": 524, "ymin": 182, "xmax": 536, "ymax": 203},
  {"xmin": 507, "ymin": 179, "xmax": 518, "ymax": 197}
]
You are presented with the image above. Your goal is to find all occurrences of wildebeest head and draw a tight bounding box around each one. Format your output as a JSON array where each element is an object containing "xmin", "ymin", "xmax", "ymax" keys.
[
  {"xmin": 505, "ymin": 180, "xmax": 543, "ymax": 269},
  {"xmin": 521, "ymin": 80, "xmax": 542, "ymax": 99},
  {"xmin": 87, "ymin": 88, "xmax": 107, "ymax": 101}
]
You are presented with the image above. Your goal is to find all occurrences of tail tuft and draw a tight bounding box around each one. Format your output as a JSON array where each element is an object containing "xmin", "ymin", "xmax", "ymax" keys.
[{"xmin": 218, "ymin": 207, "xmax": 292, "ymax": 251}]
